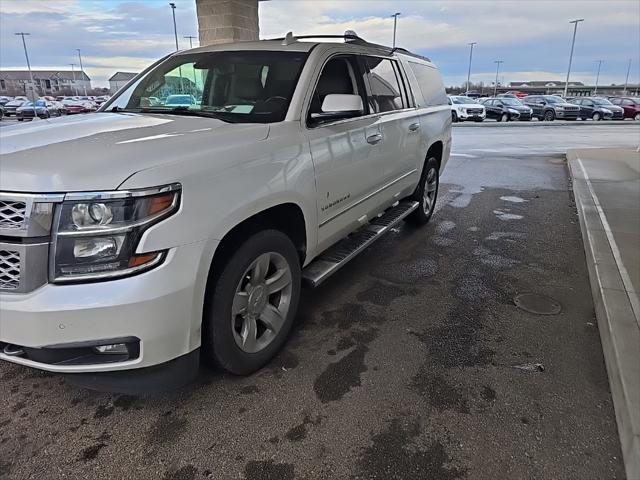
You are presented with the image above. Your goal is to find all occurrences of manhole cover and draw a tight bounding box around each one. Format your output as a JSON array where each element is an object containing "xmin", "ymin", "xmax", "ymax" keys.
[{"xmin": 513, "ymin": 293, "xmax": 562, "ymax": 315}]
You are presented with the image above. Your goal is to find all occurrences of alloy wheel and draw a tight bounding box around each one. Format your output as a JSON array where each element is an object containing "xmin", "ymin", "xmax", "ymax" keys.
[
  {"xmin": 422, "ymin": 167, "xmax": 438, "ymax": 215},
  {"xmin": 231, "ymin": 252, "xmax": 293, "ymax": 354}
]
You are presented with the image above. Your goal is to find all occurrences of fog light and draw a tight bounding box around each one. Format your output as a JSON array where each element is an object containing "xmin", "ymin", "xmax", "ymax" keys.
[
  {"xmin": 73, "ymin": 236, "xmax": 123, "ymax": 259},
  {"xmin": 93, "ymin": 343, "xmax": 128, "ymax": 355}
]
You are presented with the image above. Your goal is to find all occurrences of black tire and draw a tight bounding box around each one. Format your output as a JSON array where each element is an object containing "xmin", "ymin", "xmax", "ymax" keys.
[
  {"xmin": 635, "ymin": 113, "xmax": 640, "ymax": 121},
  {"xmin": 474, "ymin": 118, "xmax": 483, "ymax": 122},
  {"xmin": 544, "ymin": 110, "xmax": 555, "ymax": 121},
  {"xmin": 406, "ymin": 157, "xmax": 439, "ymax": 226},
  {"xmin": 499, "ymin": 112, "xmax": 509, "ymax": 122},
  {"xmin": 592, "ymin": 112, "xmax": 602, "ymax": 121},
  {"xmin": 452, "ymin": 111, "xmax": 458, "ymax": 123},
  {"xmin": 202, "ymin": 229, "xmax": 301, "ymax": 375},
  {"xmin": 17, "ymin": 118, "xmax": 23, "ymax": 121}
]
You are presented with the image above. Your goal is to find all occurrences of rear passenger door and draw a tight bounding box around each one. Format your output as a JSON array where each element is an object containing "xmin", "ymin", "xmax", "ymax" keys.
[{"xmin": 362, "ymin": 56, "xmax": 420, "ymax": 192}]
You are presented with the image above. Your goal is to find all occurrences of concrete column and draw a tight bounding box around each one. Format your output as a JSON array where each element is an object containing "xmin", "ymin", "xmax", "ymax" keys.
[{"xmin": 196, "ymin": 0, "xmax": 259, "ymax": 46}]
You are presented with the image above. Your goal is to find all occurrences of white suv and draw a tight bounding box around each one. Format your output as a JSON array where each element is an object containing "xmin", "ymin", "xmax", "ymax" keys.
[{"xmin": 0, "ymin": 32, "xmax": 451, "ymax": 391}]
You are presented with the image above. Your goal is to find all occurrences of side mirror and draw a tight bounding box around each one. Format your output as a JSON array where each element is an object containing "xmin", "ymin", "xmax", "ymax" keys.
[{"xmin": 312, "ymin": 94, "xmax": 364, "ymax": 121}]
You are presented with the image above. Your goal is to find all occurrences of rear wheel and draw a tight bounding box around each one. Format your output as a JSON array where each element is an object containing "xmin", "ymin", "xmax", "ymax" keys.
[
  {"xmin": 406, "ymin": 157, "xmax": 439, "ymax": 225},
  {"xmin": 202, "ymin": 230, "xmax": 301, "ymax": 375},
  {"xmin": 634, "ymin": 112, "xmax": 639, "ymax": 121},
  {"xmin": 592, "ymin": 112, "xmax": 601, "ymax": 121},
  {"xmin": 544, "ymin": 110, "xmax": 555, "ymax": 121}
]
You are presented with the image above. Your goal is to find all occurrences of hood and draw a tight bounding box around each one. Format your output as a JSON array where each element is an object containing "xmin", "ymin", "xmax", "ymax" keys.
[
  {"xmin": 511, "ymin": 105, "xmax": 531, "ymax": 111},
  {"xmin": 457, "ymin": 103, "xmax": 484, "ymax": 108},
  {"xmin": 0, "ymin": 112, "xmax": 269, "ymax": 192}
]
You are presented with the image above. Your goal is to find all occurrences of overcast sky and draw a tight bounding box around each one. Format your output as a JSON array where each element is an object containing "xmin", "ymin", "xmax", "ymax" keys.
[{"xmin": 1, "ymin": 0, "xmax": 638, "ymax": 88}]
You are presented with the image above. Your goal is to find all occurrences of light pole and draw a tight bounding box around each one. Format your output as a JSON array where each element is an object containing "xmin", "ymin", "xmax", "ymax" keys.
[
  {"xmin": 493, "ymin": 60, "xmax": 503, "ymax": 96},
  {"xmin": 15, "ymin": 32, "xmax": 38, "ymax": 118},
  {"xmin": 623, "ymin": 59, "xmax": 632, "ymax": 95},
  {"xmin": 466, "ymin": 42, "xmax": 477, "ymax": 93},
  {"xmin": 390, "ymin": 12, "xmax": 401, "ymax": 48},
  {"xmin": 593, "ymin": 60, "xmax": 603, "ymax": 95},
  {"xmin": 563, "ymin": 18, "xmax": 584, "ymax": 98},
  {"xmin": 169, "ymin": 3, "xmax": 179, "ymax": 51},
  {"xmin": 184, "ymin": 35, "xmax": 197, "ymax": 49},
  {"xmin": 76, "ymin": 48, "xmax": 87, "ymax": 96},
  {"xmin": 70, "ymin": 63, "xmax": 78, "ymax": 96}
]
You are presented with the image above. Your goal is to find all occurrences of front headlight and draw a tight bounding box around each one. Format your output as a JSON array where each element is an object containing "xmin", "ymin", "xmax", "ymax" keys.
[
  {"xmin": 508, "ymin": 108, "xmax": 519, "ymax": 114},
  {"xmin": 556, "ymin": 106, "xmax": 565, "ymax": 111},
  {"xmin": 51, "ymin": 183, "xmax": 180, "ymax": 282},
  {"xmin": 602, "ymin": 108, "xmax": 612, "ymax": 114},
  {"xmin": 457, "ymin": 107, "xmax": 466, "ymax": 113}
]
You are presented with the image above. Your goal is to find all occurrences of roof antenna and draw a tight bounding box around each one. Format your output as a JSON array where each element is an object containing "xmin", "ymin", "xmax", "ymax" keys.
[
  {"xmin": 344, "ymin": 30, "xmax": 358, "ymax": 42},
  {"xmin": 282, "ymin": 31, "xmax": 296, "ymax": 46}
]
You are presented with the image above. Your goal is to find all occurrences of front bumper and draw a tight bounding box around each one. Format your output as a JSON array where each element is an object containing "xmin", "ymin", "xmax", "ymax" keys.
[
  {"xmin": 0, "ymin": 240, "xmax": 210, "ymax": 373},
  {"xmin": 457, "ymin": 110, "xmax": 486, "ymax": 120},
  {"xmin": 555, "ymin": 110, "xmax": 579, "ymax": 119}
]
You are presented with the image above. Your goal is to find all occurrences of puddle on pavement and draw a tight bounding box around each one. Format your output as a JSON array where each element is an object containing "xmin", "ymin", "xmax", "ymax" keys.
[
  {"xmin": 513, "ymin": 293, "xmax": 562, "ymax": 315},
  {"xmin": 493, "ymin": 209, "xmax": 524, "ymax": 221},
  {"xmin": 500, "ymin": 196, "xmax": 527, "ymax": 203}
]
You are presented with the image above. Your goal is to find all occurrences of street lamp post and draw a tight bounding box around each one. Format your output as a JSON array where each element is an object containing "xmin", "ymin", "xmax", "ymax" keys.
[
  {"xmin": 184, "ymin": 35, "xmax": 197, "ymax": 49},
  {"xmin": 466, "ymin": 42, "xmax": 477, "ymax": 93},
  {"xmin": 593, "ymin": 60, "xmax": 603, "ymax": 95},
  {"xmin": 390, "ymin": 12, "xmax": 401, "ymax": 48},
  {"xmin": 76, "ymin": 48, "xmax": 87, "ymax": 96},
  {"xmin": 623, "ymin": 59, "xmax": 632, "ymax": 95},
  {"xmin": 493, "ymin": 60, "xmax": 504, "ymax": 96},
  {"xmin": 169, "ymin": 3, "xmax": 179, "ymax": 51},
  {"xmin": 70, "ymin": 63, "xmax": 78, "ymax": 96},
  {"xmin": 14, "ymin": 32, "xmax": 39, "ymax": 118},
  {"xmin": 563, "ymin": 18, "xmax": 584, "ymax": 98}
]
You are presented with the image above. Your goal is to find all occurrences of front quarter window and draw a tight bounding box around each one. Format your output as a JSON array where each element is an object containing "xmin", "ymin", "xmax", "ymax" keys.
[{"xmin": 115, "ymin": 50, "xmax": 308, "ymax": 123}]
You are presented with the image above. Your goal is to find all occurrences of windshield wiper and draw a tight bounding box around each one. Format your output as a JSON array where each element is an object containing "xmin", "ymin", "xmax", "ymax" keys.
[{"xmin": 135, "ymin": 106, "xmax": 238, "ymax": 122}]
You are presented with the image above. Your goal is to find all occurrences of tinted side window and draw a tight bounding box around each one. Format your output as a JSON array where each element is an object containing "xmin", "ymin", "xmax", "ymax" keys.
[
  {"xmin": 622, "ymin": 99, "xmax": 634, "ymax": 106},
  {"xmin": 407, "ymin": 61, "xmax": 447, "ymax": 107},
  {"xmin": 364, "ymin": 57, "xmax": 405, "ymax": 112}
]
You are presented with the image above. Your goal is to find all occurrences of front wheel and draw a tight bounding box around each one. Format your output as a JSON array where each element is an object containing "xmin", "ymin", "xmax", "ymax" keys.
[
  {"xmin": 633, "ymin": 112, "xmax": 639, "ymax": 121},
  {"xmin": 544, "ymin": 110, "xmax": 555, "ymax": 121},
  {"xmin": 406, "ymin": 157, "xmax": 439, "ymax": 226},
  {"xmin": 452, "ymin": 111, "xmax": 458, "ymax": 123},
  {"xmin": 592, "ymin": 112, "xmax": 601, "ymax": 121},
  {"xmin": 202, "ymin": 230, "xmax": 301, "ymax": 375},
  {"xmin": 499, "ymin": 113, "xmax": 509, "ymax": 122}
]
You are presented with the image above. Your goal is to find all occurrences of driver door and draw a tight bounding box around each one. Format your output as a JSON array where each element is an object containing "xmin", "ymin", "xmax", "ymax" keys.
[{"xmin": 305, "ymin": 55, "xmax": 384, "ymax": 253}]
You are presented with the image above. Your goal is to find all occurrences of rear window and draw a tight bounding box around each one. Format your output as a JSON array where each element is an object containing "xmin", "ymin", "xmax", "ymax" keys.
[
  {"xmin": 407, "ymin": 61, "xmax": 447, "ymax": 107},
  {"xmin": 364, "ymin": 57, "xmax": 406, "ymax": 112}
]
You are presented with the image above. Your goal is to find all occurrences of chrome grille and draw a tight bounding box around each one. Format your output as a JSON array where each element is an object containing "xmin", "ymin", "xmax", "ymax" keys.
[
  {"xmin": 565, "ymin": 106, "xmax": 579, "ymax": 111},
  {"xmin": 0, "ymin": 201, "xmax": 26, "ymax": 230},
  {"xmin": 0, "ymin": 250, "xmax": 20, "ymax": 290}
]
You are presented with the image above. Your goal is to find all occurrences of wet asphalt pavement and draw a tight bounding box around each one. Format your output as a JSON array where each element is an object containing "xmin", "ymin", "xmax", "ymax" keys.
[{"xmin": 2, "ymin": 124, "xmax": 638, "ymax": 480}]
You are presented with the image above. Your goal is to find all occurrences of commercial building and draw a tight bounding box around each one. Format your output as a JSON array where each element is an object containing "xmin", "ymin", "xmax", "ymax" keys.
[
  {"xmin": 109, "ymin": 72, "xmax": 138, "ymax": 94},
  {"xmin": 0, "ymin": 70, "xmax": 91, "ymax": 96}
]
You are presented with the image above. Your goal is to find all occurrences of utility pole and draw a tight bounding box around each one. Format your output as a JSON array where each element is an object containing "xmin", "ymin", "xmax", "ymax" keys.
[
  {"xmin": 76, "ymin": 48, "xmax": 87, "ymax": 96},
  {"xmin": 493, "ymin": 60, "xmax": 504, "ymax": 96},
  {"xmin": 15, "ymin": 32, "xmax": 38, "ymax": 118},
  {"xmin": 593, "ymin": 60, "xmax": 603, "ymax": 95},
  {"xmin": 563, "ymin": 19, "xmax": 584, "ymax": 98},
  {"xmin": 184, "ymin": 35, "xmax": 197, "ymax": 49},
  {"xmin": 623, "ymin": 59, "xmax": 632, "ymax": 95},
  {"xmin": 391, "ymin": 12, "xmax": 401, "ymax": 48},
  {"xmin": 466, "ymin": 42, "xmax": 477, "ymax": 93},
  {"xmin": 169, "ymin": 3, "xmax": 179, "ymax": 51},
  {"xmin": 70, "ymin": 63, "xmax": 78, "ymax": 96}
]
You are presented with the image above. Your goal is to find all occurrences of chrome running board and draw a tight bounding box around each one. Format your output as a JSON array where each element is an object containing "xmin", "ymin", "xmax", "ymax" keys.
[{"xmin": 302, "ymin": 200, "xmax": 419, "ymax": 287}]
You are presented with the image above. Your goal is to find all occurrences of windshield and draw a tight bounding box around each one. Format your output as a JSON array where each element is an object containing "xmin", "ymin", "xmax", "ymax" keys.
[
  {"xmin": 543, "ymin": 96, "xmax": 564, "ymax": 104},
  {"xmin": 120, "ymin": 50, "xmax": 308, "ymax": 123},
  {"xmin": 501, "ymin": 98, "xmax": 523, "ymax": 106},
  {"xmin": 592, "ymin": 98, "xmax": 613, "ymax": 105},
  {"xmin": 22, "ymin": 101, "xmax": 45, "ymax": 107},
  {"xmin": 451, "ymin": 96, "xmax": 476, "ymax": 104}
]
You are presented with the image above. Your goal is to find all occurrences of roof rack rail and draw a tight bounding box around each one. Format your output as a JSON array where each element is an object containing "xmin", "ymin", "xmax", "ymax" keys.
[{"xmin": 273, "ymin": 31, "xmax": 431, "ymax": 62}]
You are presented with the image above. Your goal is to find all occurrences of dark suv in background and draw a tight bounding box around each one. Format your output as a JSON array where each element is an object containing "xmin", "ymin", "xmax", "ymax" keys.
[
  {"xmin": 523, "ymin": 95, "xmax": 579, "ymax": 121},
  {"xmin": 608, "ymin": 96, "xmax": 640, "ymax": 120},
  {"xmin": 568, "ymin": 97, "xmax": 624, "ymax": 121},
  {"xmin": 480, "ymin": 97, "xmax": 532, "ymax": 121}
]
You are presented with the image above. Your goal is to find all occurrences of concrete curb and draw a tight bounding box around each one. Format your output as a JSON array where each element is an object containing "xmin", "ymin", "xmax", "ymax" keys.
[
  {"xmin": 454, "ymin": 120, "xmax": 634, "ymax": 127},
  {"xmin": 567, "ymin": 149, "xmax": 640, "ymax": 480}
]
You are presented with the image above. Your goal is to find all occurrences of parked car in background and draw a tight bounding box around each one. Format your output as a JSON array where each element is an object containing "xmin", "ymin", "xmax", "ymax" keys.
[
  {"xmin": 480, "ymin": 96, "xmax": 532, "ymax": 121},
  {"xmin": 0, "ymin": 33, "xmax": 451, "ymax": 390},
  {"xmin": 0, "ymin": 96, "xmax": 13, "ymax": 106},
  {"xmin": 464, "ymin": 91, "xmax": 481, "ymax": 99},
  {"xmin": 62, "ymin": 99, "xmax": 90, "ymax": 114},
  {"xmin": 607, "ymin": 97, "xmax": 640, "ymax": 120},
  {"xmin": 13, "ymin": 96, "xmax": 29, "ymax": 102},
  {"xmin": 448, "ymin": 95, "xmax": 485, "ymax": 122},
  {"xmin": 523, "ymin": 95, "xmax": 579, "ymax": 121},
  {"xmin": 568, "ymin": 97, "xmax": 622, "ymax": 121},
  {"xmin": 505, "ymin": 90, "xmax": 527, "ymax": 98},
  {"xmin": 16, "ymin": 99, "xmax": 62, "ymax": 120},
  {"xmin": 52, "ymin": 101, "xmax": 68, "ymax": 115},
  {"xmin": 164, "ymin": 94, "xmax": 198, "ymax": 107},
  {"xmin": 0, "ymin": 105, "xmax": 4, "ymax": 120},
  {"xmin": 3, "ymin": 99, "xmax": 26, "ymax": 116}
]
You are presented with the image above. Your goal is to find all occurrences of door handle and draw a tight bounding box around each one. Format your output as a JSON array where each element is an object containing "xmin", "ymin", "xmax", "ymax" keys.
[
  {"xmin": 366, "ymin": 133, "xmax": 382, "ymax": 145},
  {"xmin": 408, "ymin": 122, "xmax": 420, "ymax": 132}
]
